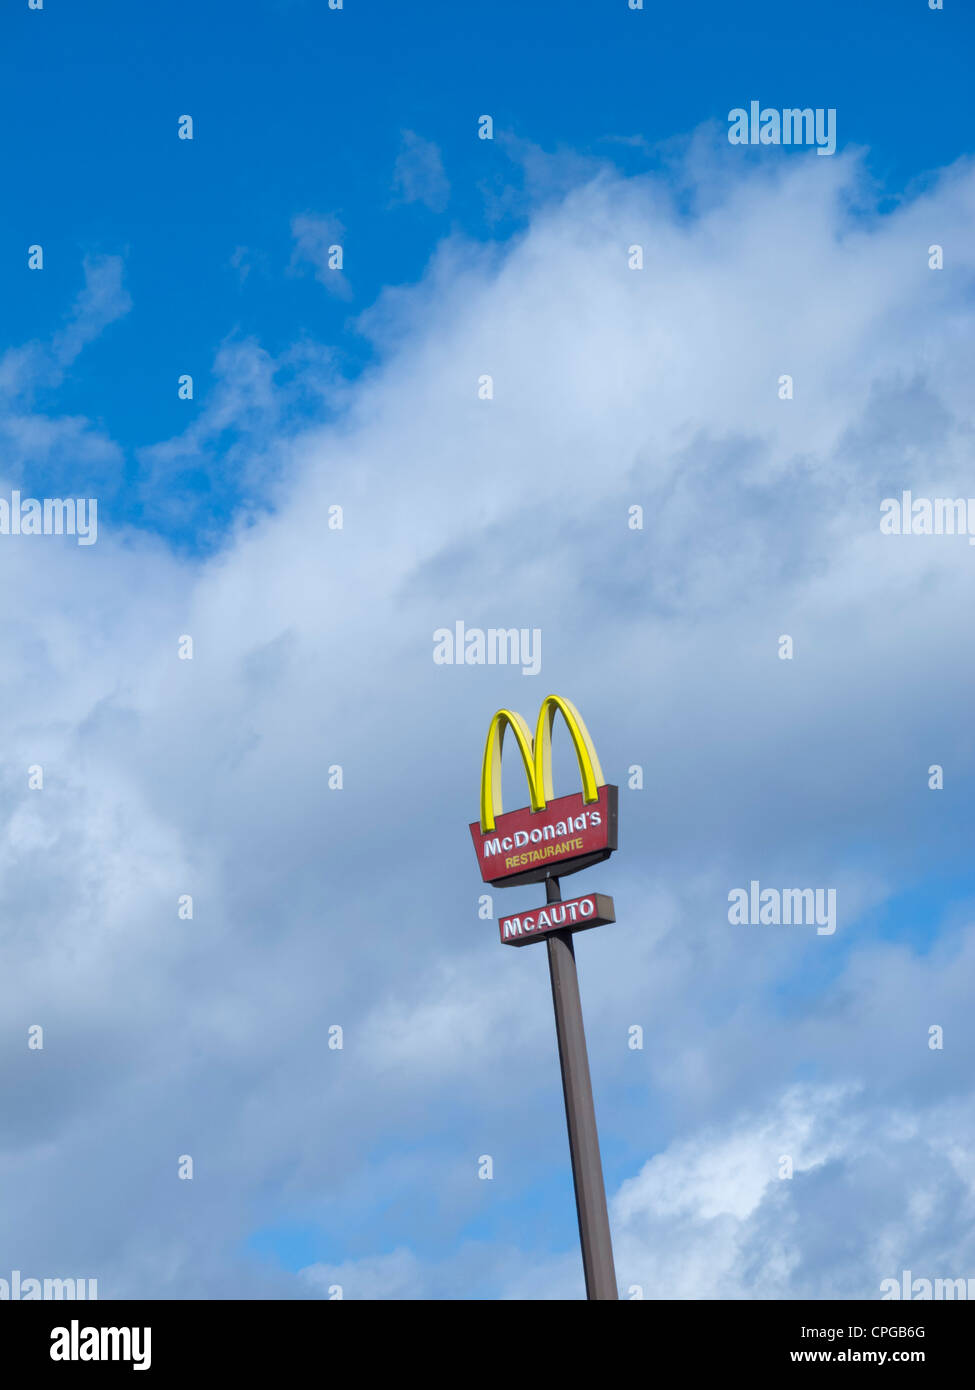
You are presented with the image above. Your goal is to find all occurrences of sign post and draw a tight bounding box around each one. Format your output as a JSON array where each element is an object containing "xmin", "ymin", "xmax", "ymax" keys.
[
  {"xmin": 470, "ymin": 694, "xmax": 619, "ymax": 1300},
  {"xmin": 544, "ymin": 875, "xmax": 619, "ymax": 1300}
]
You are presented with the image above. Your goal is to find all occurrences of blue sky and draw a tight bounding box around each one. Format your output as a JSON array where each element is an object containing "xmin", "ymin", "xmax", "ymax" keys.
[
  {"xmin": 2, "ymin": 1, "xmax": 975, "ymax": 1300},
  {"xmin": 4, "ymin": 0, "xmax": 973, "ymax": 543}
]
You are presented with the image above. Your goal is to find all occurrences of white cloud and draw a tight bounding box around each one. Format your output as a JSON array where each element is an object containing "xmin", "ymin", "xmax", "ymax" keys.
[
  {"xmin": 612, "ymin": 1083, "xmax": 975, "ymax": 1299},
  {"xmin": 289, "ymin": 212, "xmax": 352, "ymax": 297},
  {"xmin": 2, "ymin": 140, "xmax": 975, "ymax": 1296},
  {"xmin": 0, "ymin": 256, "xmax": 130, "ymax": 403},
  {"xmin": 390, "ymin": 131, "xmax": 449, "ymax": 213}
]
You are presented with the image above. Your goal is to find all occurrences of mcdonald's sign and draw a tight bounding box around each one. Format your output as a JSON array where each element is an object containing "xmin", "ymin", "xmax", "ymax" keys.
[{"xmin": 469, "ymin": 694, "xmax": 618, "ymax": 887}]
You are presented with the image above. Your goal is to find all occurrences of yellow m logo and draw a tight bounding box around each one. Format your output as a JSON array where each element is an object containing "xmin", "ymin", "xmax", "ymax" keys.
[{"xmin": 479, "ymin": 694, "xmax": 605, "ymax": 832}]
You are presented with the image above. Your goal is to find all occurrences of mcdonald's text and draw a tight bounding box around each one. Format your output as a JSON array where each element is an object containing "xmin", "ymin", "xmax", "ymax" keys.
[{"xmin": 470, "ymin": 784, "xmax": 618, "ymax": 886}]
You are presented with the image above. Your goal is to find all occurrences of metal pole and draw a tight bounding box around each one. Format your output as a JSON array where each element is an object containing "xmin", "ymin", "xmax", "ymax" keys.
[{"xmin": 545, "ymin": 876, "xmax": 618, "ymax": 1300}]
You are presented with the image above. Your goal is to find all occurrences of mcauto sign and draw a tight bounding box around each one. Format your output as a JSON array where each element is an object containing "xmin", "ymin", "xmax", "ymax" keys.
[
  {"xmin": 469, "ymin": 694, "xmax": 618, "ymax": 889},
  {"xmin": 499, "ymin": 891, "xmax": 616, "ymax": 947}
]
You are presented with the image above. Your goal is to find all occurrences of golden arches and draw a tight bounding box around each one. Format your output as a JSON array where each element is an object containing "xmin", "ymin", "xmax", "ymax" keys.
[{"xmin": 479, "ymin": 694, "xmax": 605, "ymax": 832}]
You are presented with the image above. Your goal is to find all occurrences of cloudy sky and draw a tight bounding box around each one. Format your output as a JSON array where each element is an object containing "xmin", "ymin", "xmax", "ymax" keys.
[{"xmin": 2, "ymin": 0, "xmax": 974, "ymax": 1300}]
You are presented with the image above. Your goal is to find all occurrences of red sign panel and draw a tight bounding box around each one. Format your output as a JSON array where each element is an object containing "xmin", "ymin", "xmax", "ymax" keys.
[
  {"xmin": 499, "ymin": 892, "xmax": 616, "ymax": 947},
  {"xmin": 470, "ymin": 784, "xmax": 618, "ymax": 887}
]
